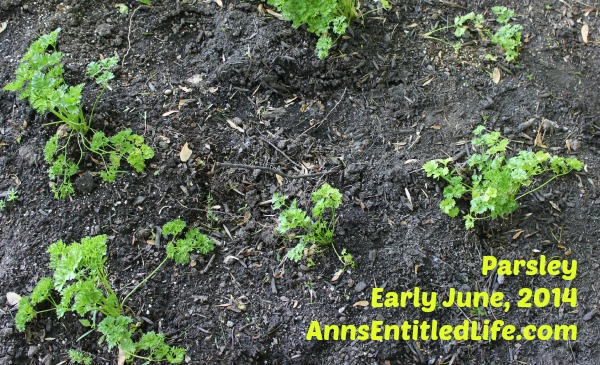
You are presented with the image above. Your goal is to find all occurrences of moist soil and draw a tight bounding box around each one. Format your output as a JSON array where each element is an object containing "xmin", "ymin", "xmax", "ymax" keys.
[{"xmin": 0, "ymin": 0, "xmax": 599, "ymax": 364}]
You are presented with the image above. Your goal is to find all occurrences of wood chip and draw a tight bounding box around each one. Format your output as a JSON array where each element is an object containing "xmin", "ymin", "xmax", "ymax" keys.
[
  {"xmin": 226, "ymin": 118, "xmax": 245, "ymax": 133},
  {"xmin": 0, "ymin": 21, "xmax": 7, "ymax": 34},
  {"xmin": 352, "ymin": 300, "xmax": 369, "ymax": 307},
  {"xmin": 266, "ymin": 8, "xmax": 283, "ymax": 20}
]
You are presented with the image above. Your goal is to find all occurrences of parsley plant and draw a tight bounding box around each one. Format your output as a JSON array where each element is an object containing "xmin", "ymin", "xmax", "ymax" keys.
[
  {"xmin": 267, "ymin": 0, "xmax": 391, "ymax": 58},
  {"xmin": 423, "ymin": 126, "xmax": 585, "ymax": 229},
  {"xmin": 15, "ymin": 220, "xmax": 214, "ymax": 363},
  {"xmin": 4, "ymin": 29, "xmax": 154, "ymax": 198},
  {"xmin": 424, "ymin": 6, "xmax": 522, "ymax": 62},
  {"xmin": 273, "ymin": 184, "xmax": 354, "ymax": 268}
]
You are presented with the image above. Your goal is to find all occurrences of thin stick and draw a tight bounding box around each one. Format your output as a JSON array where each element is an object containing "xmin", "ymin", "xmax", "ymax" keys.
[
  {"xmin": 217, "ymin": 162, "xmax": 334, "ymax": 179},
  {"xmin": 122, "ymin": 6, "xmax": 141, "ymax": 67},
  {"xmin": 298, "ymin": 88, "xmax": 346, "ymax": 137}
]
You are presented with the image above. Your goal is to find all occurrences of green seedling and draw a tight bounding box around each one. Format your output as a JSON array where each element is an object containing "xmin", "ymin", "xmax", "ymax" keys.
[
  {"xmin": 424, "ymin": 7, "xmax": 522, "ymax": 62},
  {"xmin": 6, "ymin": 188, "xmax": 19, "ymax": 202},
  {"xmin": 423, "ymin": 126, "xmax": 584, "ymax": 229},
  {"xmin": 4, "ymin": 29, "xmax": 154, "ymax": 198},
  {"xmin": 68, "ymin": 349, "xmax": 93, "ymax": 365},
  {"xmin": 273, "ymin": 184, "xmax": 354, "ymax": 268},
  {"xmin": 15, "ymin": 219, "xmax": 214, "ymax": 363},
  {"xmin": 0, "ymin": 187, "xmax": 18, "ymax": 212},
  {"xmin": 266, "ymin": 0, "xmax": 391, "ymax": 58}
]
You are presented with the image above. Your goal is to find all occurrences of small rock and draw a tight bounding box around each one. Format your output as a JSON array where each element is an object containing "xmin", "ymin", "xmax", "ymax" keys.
[
  {"xmin": 164, "ymin": 89, "xmax": 172, "ymax": 96},
  {"xmin": 354, "ymin": 281, "xmax": 367, "ymax": 292},
  {"xmin": 583, "ymin": 310, "xmax": 597, "ymax": 321},
  {"xmin": 27, "ymin": 346, "xmax": 39, "ymax": 358},
  {"xmin": 0, "ymin": 327, "xmax": 13, "ymax": 338},
  {"xmin": 41, "ymin": 354, "xmax": 53, "ymax": 365},
  {"xmin": 226, "ymin": 321, "xmax": 234, "ymax": 328},
  {"xmin": 95, "ymin": 23, "xmax": 113, "ymax": 37}
]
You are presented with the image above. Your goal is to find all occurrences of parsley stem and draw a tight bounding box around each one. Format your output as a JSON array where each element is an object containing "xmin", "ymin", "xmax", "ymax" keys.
[
  {"xmin": 516, "ymin": 170, "xmax": 572, "ymax": 200},
  {"xmin": 121, "ymin": 256, "xmax": 169, "ymax": 307}
]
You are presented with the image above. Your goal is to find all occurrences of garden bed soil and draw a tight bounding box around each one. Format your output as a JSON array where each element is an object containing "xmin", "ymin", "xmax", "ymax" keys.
[{"xmin": 0, "ymin": 0, "xmax": 599, "ymax": 364}]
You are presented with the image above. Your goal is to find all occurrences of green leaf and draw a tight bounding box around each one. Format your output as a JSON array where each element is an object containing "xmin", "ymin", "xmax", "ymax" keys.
[
  {"xmin": 492, "ymin": 6, "xmax": 515, "ymax": 24},
  {"xmin": 272, "ymin": 192, "xmax": 287, "ymax": 210},
  {"xmin": 68, "ymin": 349, "xmax": 93, "ymax": 365},
  {"xmin": 311, "ymin": 183, "xmax": 342, "ymax": 217},
  {"xmin": 286, "ymin": 242, "xmax": 306, "ymax": 262},
  {"xmin": 30, "ymin": 277, "xmax": 54, "ymax": 305},
  {"xmin": 97, "ymin": 315, "xmax": 134, "ymax": 352},
  {"xmin": 69, "ymin": 349, "xmax": 92, "ymax": 365},
  {"xmin": 167, "ymin": 228, "xmax": 214, "ymax": 264},
  {"xmin": 162, "ymin": 219, "xmax": 186, "ymax": 237},
  {"xmin": 15, "ymin": 296, "xmax": 36, "ymax": 331}
]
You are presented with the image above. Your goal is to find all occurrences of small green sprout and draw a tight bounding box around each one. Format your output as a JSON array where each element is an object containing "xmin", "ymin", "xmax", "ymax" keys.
[
  {"xmin": 273, "ymin": 184, "xmax": 353, "ymax": 268},
  {"xmin": 423, "ymin": 126, "xmax": 585, "ymax": 229},
  {"xmin": 6, "ymin": 188, "xmax": 18, "ymax": 202}
]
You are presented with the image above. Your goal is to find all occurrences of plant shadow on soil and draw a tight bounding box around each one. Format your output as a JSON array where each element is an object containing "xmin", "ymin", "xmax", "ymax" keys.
[{"xmin": 0, "ymin": 0, "xmax": 598, "ymax": 364}]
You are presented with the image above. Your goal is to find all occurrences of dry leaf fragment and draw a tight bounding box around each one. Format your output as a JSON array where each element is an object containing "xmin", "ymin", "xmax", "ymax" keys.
[
  {"xmin": 275, "ymin": 174, "xmax": 283, "ymax": 186},
  {"xmin": 56, "ymin": 124, "xmax": 71, "ymax": 137},
  {"xmin": 162, "ymin": 110, "xmax": 179, "ymax": 117},
  {"xmin": 178, "ymin": 99, "xmax": 195, "ymax": 108},
  {"xmin": 512, "ymin": 230, "xmax": 525, "ymax": 240},
  {"xmin": 179, "ymin": 143, "xmax": 192, "ymax": 162},
  {"xmin": 549, "ymin": 201, "xmax": 561, "ymax": 212},
  {"xmin": 178, "ymin": 85, "xmax": 192, "ymax": 93},
  {"xmin": 352, "ymin": 300, "xmax": 369, "ymax": 307},
  {"xmin": 0, "ymin": 21, "xmax": 7, "ymax": 34},
  {"xmin": 266, "ymin": 9, "xmax": 283, "ymax": 20},
  {"xmin": 226, "ymin": 118, "xmax": 245, "ymax": 133},
  {"xmin": 582, "ymin": 24, "xmax": 589, "ymax": 43},
  {"xmin": 331, "ymin": 269, "xmax": 344, "ymax": 282},
  {"xmin": 214, "ymin": 0, "xmax": 223, "ymax": 7},
  {"xmin": 186, "ymin": 74, "xmax": 203, "ymax": 85},
  {"xmin": 6, "ymin": 292, "xmax": 21, "ymax": 307},
  {"xmin": 492, "ymin": 67, "xmax": 501, "ymax": 84},
  {"xmin": 118, "ymin": 347, "xmax": 126, "ymax": 365}
]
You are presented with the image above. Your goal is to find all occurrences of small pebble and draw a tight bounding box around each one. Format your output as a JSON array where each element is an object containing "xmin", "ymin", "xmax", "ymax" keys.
[
  {"xmin": 354, "ymin": 281, "xmax": 367, "ymax": 292},
  {"xmin": 27, "ymin": 346, "xmax": 40, "ymax": 358}
]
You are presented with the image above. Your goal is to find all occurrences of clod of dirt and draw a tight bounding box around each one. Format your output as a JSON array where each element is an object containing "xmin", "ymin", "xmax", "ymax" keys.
[
  {"xmin": 95, "ymin": 23, "xmax": 113, "ymax": 37},
  {"xmin": 74, "ymin": 172, "xmax": 97, "ymax": 194},
  {"xmin": 18, "ymin": 145, "xmax": 37, "ymax": 166},
  {"xmin": 26, "ymin": 346, "xmax": 39, "ymax": 358}
]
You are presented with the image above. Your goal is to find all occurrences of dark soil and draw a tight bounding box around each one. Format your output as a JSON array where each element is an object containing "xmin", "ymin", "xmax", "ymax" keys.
[{"xmin": 1, "ymin": 0, "xmax": 599, "ymax": 364}]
